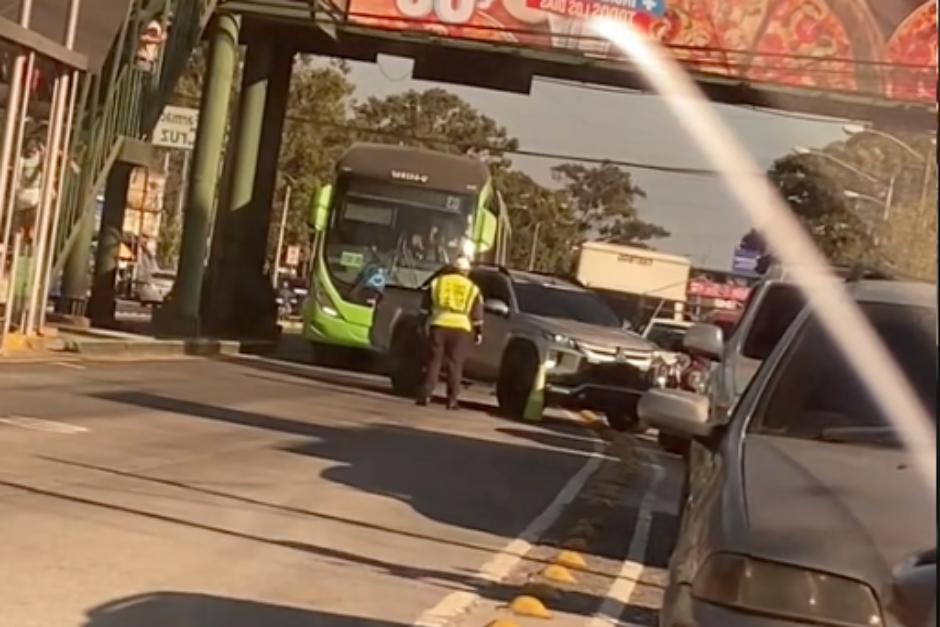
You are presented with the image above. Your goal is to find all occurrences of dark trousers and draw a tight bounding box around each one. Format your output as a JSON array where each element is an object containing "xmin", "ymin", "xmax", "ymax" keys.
[{"xmin": 420, "ymin": 326, "xmax": 472, "ymax": 405}]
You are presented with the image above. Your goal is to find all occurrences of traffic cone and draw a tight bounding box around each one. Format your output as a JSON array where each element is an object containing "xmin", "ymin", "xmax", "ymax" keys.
[{"xmin": 522, "ymin": 361, "xmax": 547, "ymax": 422}]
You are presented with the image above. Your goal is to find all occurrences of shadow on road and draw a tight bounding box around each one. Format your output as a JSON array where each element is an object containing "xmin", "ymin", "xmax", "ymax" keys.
[
  {"xmin": 1, "ymin": 475, "xmax": 623, "ymax": 619},
  {"xmin": 82, "ymin": 592, "xmax": 406, "ymax": 626},
  {"xmin": 90, "ymin": 391, "xmax": 594, "ymax": 540}
]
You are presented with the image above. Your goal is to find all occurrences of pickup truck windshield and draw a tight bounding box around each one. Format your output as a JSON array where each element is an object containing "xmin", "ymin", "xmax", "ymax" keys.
[{"xmin": 514, "ymin": 283, "xmax": 621, "ymax": 328}]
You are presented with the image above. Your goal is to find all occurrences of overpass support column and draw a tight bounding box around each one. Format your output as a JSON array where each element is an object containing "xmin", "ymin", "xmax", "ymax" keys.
[
  {"xmin": 154, "ymin": 12, "xmax": 240, "ymax": 337},
  {"xmin": 203, "ymin": 39, "xmax": 293, "ymax": 339},
  {"xmin": 87, "ymin": 163, "xmax": 133, "ymax": 326}
]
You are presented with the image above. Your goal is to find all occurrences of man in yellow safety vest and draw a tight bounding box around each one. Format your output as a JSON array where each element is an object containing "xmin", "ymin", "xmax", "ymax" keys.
[{"xmin": 417, "ymin": 256, "xmax": 483, "ymax": 409}]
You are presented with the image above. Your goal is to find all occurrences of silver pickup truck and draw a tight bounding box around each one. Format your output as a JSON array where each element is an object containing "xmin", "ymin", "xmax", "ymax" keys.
[{"xmin": 371, "ymin": 265, "xmax": 665, "ymax": 429}]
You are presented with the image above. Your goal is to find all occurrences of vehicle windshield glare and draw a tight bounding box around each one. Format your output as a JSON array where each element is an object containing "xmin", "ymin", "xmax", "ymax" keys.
[
  {"xmin": 752, "ymin": 302, "xmax": 938, "ymax": 443},
  {"xmin": 514, "ymin": 282, "xmax": 621, "ymax": 328},
  {"xmin": 324, "ymin": 177, "xmax": 474, "ymax": 302}
]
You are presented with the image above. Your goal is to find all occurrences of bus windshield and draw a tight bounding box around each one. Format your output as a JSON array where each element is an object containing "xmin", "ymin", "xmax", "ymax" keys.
[{"xmin": 324, "ymin": 177, "xmax": 475, "ymax": 302}]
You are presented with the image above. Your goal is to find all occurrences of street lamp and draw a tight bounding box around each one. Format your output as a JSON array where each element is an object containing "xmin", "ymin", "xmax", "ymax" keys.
[
  {"xmin": 841, "ymin": 124, "xmax": 935, "ymax": 161},
  {"xmin": 792, "ymin": 146, "xmax": 885, "ymax": 185},
  {"xmin": 844, "ymin": 174, "xmax": 895, "ymax": 221}
]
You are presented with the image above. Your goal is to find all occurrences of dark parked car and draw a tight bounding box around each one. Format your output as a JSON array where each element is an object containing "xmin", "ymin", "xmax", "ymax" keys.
[{"xmin": 639, "ymin": 280, "xmax": 937, "ymax": 627}]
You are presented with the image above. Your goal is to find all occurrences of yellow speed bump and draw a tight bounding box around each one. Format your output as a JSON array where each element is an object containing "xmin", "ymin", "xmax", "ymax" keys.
[
  {"xmin": 554, "ymin": 549, "xmax": 588, "ymax": 570},
  {"xmin": 485, "ymin": 620, "xmax": 521, "ymax": 627},
  {"xmin": 510, "ymin": 595, "xmax": 552, "ymax": 619},
  {"xmin": 542, "ymin": 564, "xmax": 577, "ymax": 584}
]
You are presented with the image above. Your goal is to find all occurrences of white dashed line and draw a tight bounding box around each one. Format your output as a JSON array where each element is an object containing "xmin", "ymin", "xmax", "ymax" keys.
[
  {"xmin": 0, "ymin": 415, "xmax": 88, "ymax": 434},
  {"xmin": 587, "ymin": 451, "xmax": 665, "ymax": 627},
  {"xmin": 413, "ymin": 412, "xmax": 605, "ymax": 627}
]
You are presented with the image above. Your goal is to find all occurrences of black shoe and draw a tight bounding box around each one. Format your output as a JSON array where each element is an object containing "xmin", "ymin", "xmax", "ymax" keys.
[{"xmin": 416, "ymin": 398, "xmax": 428, "ymax": 407}]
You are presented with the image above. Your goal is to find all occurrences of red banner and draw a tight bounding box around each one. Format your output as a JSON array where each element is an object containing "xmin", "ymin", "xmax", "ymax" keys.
[
  {"xmin": 688, "ymin": 279, "xmax": 751, "ymax": 303},
  {"xmin": 336, "ymin": 0, "xmax": 937, "ymax": 104}
]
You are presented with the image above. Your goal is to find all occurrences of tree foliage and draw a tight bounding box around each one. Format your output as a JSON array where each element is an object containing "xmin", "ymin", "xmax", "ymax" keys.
[
  {"xmin": 768, "ymin": 130, "xmax": 936, "ymax": 280},
  {"xmin": 352, "ymin": 88, "xmax": 518, "ymax": 170}
]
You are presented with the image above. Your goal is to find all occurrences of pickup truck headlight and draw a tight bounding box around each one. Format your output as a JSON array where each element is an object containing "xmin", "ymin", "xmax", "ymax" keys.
[
  {"xmin": 693, "ymin": 553, "xmax": 883, "ymax": 627},
  {"xmin": 542, "ymin": 331, "xmax": 577, "ymax": 349}
]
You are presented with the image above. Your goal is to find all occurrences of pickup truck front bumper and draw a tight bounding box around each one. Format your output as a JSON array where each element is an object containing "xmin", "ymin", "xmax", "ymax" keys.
[{"xmin": 545, "ymin": 360, "xmax": 654, "ymax": 415}]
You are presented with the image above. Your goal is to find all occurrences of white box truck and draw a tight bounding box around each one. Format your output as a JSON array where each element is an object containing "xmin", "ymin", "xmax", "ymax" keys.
[{"xmin": 575, "ymin": 241, "xmax": 691, "ymax": 325}]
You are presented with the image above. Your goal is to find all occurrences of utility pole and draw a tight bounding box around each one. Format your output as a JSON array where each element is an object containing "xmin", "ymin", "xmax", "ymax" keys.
[{"xmin": 272, "ymin": 184, "xmax": 291, "ymax": 287}]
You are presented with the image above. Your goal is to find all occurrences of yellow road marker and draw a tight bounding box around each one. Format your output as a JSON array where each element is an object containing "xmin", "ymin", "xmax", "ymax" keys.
[
  {"xmin": 485, "ymin": 620, "xmax": 521, "ymax": 627},
  {"xmin": 510, "ymin": 595, "xmax": 552, "ymax": 619},
  {"xmin": 542, "ymin": 564, "xmax": 577, "ymax": 584},
  {"xmin": 554, "ymin": 549, "xmax": 588, "ymax": 570}
]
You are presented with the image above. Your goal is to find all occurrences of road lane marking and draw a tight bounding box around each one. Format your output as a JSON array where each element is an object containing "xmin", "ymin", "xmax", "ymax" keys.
[
  {"xmin": 414, "ymin": 412, "xmax": 605, "ymax": 627},
  {"xmin": 586, "ymin": 450, "xmax": 665, "ymax": 627},
  {"xmin": 0, "ymin": 415, "xmax": 88, "ymax": 434}
]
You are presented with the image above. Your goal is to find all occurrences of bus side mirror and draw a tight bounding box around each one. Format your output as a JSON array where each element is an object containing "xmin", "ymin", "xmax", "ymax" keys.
[
  {"xmin": 309, "ymin": 184, "xmax": 332, "ymax": 231},
  {"xmin": 475, "ymin": 210, "xmax": 497, "ymax": 253}
]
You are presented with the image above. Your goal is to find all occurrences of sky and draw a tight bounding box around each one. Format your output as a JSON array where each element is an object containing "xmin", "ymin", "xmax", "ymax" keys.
[{"xmin": 338, "ymin": 55, "xmax": 848, "ymax": 269}]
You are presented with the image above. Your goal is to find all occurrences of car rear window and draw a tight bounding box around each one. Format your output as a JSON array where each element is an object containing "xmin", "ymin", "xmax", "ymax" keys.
[
  {"xmin": 751, "ymin": 302, "xmax": 937, "ymax": 440},
  {"xmin": 741, "ymin": 283, "xmax": 805, "ymax": 360}
]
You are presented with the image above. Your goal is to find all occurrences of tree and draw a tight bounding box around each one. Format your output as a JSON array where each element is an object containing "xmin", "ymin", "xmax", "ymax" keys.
[
  {"xmin": 496, "ymin": 169, "xmax": 579, "ymax": 274},
  {"xmin": 552, "ymin": 162, "xmax": 666, "ymax": 247},
  {"xmin": 768, "ymin": 130, "xmax": 936, "ymax": 279},
  {"xmin": 352, "ymin": 88, "xmax": 518, "ymax": 170},
  {"xmin": 270, "ymin": 58, "xmax": 356, "ymax": 269}
]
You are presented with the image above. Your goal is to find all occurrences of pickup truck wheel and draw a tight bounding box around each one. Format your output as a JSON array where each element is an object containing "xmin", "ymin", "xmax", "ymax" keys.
[
  {"xmin": 390, "ymin": 329, "xmax": 423, "ymax": 398},
  {"xmin": 497, "ymin": 344, "xmax": 538, "ymax": 418}
]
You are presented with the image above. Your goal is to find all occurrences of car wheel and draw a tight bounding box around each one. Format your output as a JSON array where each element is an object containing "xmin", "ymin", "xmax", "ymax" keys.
[
  {"xmin": 389, "ymin": 328, "xmax": 423, "ymax": 398},
  {"xmin": 497, "ymin": 343, "xmax": 538, "ymax": 418}
]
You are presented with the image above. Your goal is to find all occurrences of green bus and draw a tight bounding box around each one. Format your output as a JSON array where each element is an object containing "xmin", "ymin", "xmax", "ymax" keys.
[{"xmin": 302, "ymin": 143, "xmax": 510, "ymax": 359}]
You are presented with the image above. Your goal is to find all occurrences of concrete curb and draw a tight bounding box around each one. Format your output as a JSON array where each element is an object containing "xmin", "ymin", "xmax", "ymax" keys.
[{"xmin": 61, "ymin": 337, "xmax": 244, "ymax": 357}]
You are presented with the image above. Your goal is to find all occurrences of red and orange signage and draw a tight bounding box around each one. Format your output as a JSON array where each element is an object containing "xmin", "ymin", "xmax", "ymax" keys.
[{"xmin": 330, "ymin": 0, "xmax": 937, "ymax": 104}]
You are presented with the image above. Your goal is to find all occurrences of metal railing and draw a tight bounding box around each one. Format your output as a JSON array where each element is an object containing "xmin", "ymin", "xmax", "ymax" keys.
[{"xmin": 51, "ymin": 0, "xmax": 219, "ymax": 277}]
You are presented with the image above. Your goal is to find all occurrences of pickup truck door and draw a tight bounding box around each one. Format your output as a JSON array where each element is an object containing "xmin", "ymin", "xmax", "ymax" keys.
[{"xmin": 466, "ymin": 271, "xmax": 513, "ymax": 381}]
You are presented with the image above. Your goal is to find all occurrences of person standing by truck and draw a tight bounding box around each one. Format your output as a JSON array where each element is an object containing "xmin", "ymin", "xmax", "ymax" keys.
[{"xmin": 416, "ymin": 257, "xmax": 483, "ymax": 409}]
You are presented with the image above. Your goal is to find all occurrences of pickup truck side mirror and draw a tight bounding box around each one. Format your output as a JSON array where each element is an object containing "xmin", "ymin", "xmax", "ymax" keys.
[
  {"xmin": 483, "ymin": 298, "xmax": 510, "ymax": 317},
  {"xmin": 683, "ymin": 323, "xmax": 724, "ymax": 361}
]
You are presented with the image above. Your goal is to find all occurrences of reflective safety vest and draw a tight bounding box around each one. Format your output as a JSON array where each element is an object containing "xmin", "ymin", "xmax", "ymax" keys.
[{"xmin": 430, "ymin": 273, "xmax": 480, "ymax": 332}]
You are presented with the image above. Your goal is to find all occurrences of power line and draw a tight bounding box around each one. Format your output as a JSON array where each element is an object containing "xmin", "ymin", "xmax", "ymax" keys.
[{"xmin": 172, "ymin": 92, "xmax": 720, "ymax": 176}]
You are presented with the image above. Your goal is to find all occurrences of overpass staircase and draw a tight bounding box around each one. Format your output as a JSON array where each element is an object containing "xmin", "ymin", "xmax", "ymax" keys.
[{"xmin": 51, "ymin": 0, "xmax": 219, "ymax": 277}]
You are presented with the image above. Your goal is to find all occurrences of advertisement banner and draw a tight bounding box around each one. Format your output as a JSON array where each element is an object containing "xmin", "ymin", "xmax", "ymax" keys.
[
  {"xmin": 688, "ymin": 278, "xmax": 751, "ymax": 303},
  {"xmin": 332, "ymin": 0, "xmax": 937, "ymax": 104}
]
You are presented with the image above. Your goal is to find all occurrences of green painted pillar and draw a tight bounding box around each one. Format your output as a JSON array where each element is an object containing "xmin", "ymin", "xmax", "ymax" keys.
[
  {"xmin": 87, "ymin": 163, "xmax": 132, "ymax": 326},
  {"xmin": 155, "ymin": 12, "xmax": 240, "ymax": 337},
  {"xmin": 203, "ymin": 40, "xmax": 292, "ymax": 339},
  {"xmin": 56, "ymin": 203, "xmax": 95, "ymax": 316}
]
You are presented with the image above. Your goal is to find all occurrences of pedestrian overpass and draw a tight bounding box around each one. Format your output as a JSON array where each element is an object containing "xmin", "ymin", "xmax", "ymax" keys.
[{"xmin": 20, "ymin": 0, "xmax": 938, "ymax": 341}]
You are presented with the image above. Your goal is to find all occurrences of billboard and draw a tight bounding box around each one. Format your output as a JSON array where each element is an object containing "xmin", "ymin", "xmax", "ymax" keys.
[{"xmin": 327, "ymin": 0, "xmax": 937, "ymax": 104}]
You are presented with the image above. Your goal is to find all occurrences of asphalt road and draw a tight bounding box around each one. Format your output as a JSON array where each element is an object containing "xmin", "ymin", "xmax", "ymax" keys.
[{"xmin": 0, "ymin": 355, "xmax": 682, "ymax": 627}]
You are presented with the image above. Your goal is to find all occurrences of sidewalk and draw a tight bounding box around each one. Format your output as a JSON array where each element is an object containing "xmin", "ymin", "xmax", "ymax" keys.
[{"xmin": 1, "ymin": 324, "xmax": 271, "ymax": 362}]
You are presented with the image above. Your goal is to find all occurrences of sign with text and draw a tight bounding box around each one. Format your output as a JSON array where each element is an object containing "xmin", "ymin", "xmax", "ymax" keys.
[
  {"xmin": 325, "ymin": 0, "xmax": 936, "ymax": 105},
  {"xmin": 152, "ymin": 106, "xmax": 199, "ymax": 150},
  {"xmin": 731, "ymin": 247, "xmax": 761, "ymax": 278}
]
